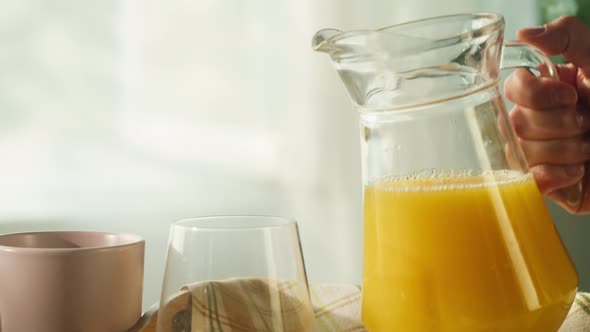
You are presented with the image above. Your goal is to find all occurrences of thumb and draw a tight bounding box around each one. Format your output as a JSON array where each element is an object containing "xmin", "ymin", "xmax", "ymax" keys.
[{"xmin": 518, "ymin": 16, "xmax": 590, "ymax": 77}]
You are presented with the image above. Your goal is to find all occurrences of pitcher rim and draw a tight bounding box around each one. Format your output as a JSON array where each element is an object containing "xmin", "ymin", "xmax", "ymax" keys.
[{"xmin": 315, "ymin": 12, "xmax": 504, "ymax": 49}]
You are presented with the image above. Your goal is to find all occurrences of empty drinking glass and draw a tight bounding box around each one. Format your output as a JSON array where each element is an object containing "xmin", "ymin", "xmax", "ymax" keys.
[{"xmin": 156, "ymin": 216, "xmax": 313, "ymax": 332}]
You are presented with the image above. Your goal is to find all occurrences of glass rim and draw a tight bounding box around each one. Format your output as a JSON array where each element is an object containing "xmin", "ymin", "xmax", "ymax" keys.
[
  {"xmin": 172, "ymin": 215, "xmax": 298, "ymax": 230},
  {"xmin": 315, "ymin": 12, "xmax": 504, "ymax": 48}
]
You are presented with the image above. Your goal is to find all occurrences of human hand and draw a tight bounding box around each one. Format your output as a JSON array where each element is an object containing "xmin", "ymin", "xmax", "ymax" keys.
[{"xmin": 504, "ymin": 16, "xmax": 590, "ymax": 214}]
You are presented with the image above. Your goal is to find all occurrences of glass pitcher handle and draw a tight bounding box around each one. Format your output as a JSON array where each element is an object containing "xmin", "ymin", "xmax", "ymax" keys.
[{"xmin": 501, "ymin": 42, "xmax": 583, "ymax": 209}]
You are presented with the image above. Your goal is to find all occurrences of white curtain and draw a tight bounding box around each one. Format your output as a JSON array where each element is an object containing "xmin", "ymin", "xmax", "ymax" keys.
[{"xmin": 0, "ymin": 0, "xmax": 540, "ymax": 308}]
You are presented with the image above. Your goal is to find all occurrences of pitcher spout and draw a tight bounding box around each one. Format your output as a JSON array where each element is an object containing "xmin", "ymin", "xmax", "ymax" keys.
[{"xmin": 311, "ymin": 28, "xmax": 342, "ymax": 53}]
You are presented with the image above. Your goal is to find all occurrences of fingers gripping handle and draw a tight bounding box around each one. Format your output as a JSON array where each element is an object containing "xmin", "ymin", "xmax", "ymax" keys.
[{"xmin": 501, "ymin": 42, "xmax": 583, "ymax": 209}]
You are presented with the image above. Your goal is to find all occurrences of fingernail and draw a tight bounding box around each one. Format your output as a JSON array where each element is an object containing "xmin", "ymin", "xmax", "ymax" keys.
[
  {"xmin": 510, "ymin": 112, "xmax": 525, "ymax": 135},
  {"xmin": 564, "ymin": 164, "xmax": 585, "ymax": 177},
  {"xmin": 519, "ymin": 26, "xmax": 546, "ymax": 37}
]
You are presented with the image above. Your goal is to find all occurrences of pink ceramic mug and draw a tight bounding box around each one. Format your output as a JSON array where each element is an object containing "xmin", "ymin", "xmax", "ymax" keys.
[{"xmin": 0, "ymin": 231, "xmax": 144, "ymax": 332}]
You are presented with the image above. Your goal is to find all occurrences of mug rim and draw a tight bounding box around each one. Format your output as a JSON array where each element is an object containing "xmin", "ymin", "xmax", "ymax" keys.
[
  {"xmin": 317, "ymin": 12, "xmax": 504, "ymax": 47},
  {"xmin": 0, "ymin": 231, "xmax": 144, "ymax": 253}
]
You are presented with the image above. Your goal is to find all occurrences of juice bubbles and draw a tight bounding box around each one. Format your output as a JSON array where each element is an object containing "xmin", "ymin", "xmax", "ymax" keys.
[{"xmin": 362, "ymin": 171, "xmax": 577, "ymax": 332}]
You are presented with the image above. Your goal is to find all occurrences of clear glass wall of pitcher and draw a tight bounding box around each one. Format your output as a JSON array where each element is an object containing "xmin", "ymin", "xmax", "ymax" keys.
[{"xmin": 313, "ymin": 13, "xmax": 578, "ymax": 332}]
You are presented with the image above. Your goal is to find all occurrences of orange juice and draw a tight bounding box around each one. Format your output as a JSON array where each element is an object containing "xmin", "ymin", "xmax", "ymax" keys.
[{"xmin": 362, "ymin": 171, "xmax": 577, "ymax": 332}]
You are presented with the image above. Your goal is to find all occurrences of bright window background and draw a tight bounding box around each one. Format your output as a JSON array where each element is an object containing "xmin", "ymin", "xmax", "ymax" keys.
[{"xmin": 1, "ymin": 0, "xmax": 588, "ymax": 310}]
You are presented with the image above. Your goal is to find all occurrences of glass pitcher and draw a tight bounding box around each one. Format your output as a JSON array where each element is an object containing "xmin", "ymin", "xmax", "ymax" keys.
[{"xmin": 313, "ymin": 13, "xmax": 578, "ymax": 332}]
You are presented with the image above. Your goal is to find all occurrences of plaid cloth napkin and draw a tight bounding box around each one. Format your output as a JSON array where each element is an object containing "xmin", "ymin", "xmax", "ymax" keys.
[
  {"xmin": 152, "ymin": 282, "xmax": 590, "ymax": 332},
  {"xmin": 183, "ymin": 278, "xmax": 313, "ymax": 331},
  {"xmin": 559, "ymin": 293, "xmax": 590, "ymax": 332}
]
